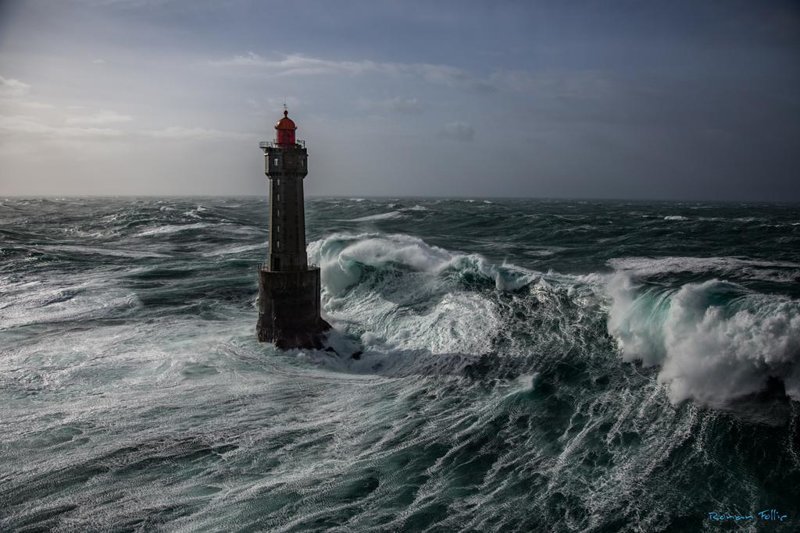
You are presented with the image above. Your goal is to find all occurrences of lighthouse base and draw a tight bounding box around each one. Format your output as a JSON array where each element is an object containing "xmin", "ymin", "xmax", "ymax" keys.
[{"xmin": 257, "ymin": 267, "xmax": 331, "ymax": 349}]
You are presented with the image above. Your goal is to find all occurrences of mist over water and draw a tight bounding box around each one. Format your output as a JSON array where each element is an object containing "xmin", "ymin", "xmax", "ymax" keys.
[{"xmin": 1, "ymin": 197, "xmax": 799, "ymax": 531}]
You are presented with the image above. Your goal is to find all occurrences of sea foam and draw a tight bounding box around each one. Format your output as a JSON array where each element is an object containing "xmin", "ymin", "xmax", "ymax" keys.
[
  {"xmin": 348, "ymin": 211, "xmax": 405, "ymax": 222},
  {"xmin": 607, "ymin": 273, "xmax": 800, "ymax": 406},
  {"xmin": 308, "ymin": 232, "xmax": 537, "ymax": 296},
  {"xmin": 608, "ymin": 256, "xmax": 800, "ymax": 283}
]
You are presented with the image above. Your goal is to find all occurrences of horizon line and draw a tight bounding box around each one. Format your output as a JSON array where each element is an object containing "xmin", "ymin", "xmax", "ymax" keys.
[{"xmin": 2, "ymin": 194, "xmax": 799, "ymax": 205}]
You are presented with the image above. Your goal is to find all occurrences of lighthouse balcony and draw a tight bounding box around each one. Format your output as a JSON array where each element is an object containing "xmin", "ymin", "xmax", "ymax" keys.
[{"xmin": 259, "ymin": 139, "xmax": 306, "ymax": 151}]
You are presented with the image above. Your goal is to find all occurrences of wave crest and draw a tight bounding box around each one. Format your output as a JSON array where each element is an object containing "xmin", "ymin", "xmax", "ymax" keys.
[
  {"xmin": 307, "ymin": 233, "xmax": 539, "ymax": 356},
  {"xmin": 607, "ymin": 273, "xmax": 800, "ymax": 405},
  {"xmin": 308, "ymin": 232, "xmax": 536, "ymax": 296}
]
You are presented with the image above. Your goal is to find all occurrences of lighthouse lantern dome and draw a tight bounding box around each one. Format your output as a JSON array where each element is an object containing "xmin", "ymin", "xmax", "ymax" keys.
[{"xmin": 275, "ymin": 109, "xmax": 297, "ymax": 146}]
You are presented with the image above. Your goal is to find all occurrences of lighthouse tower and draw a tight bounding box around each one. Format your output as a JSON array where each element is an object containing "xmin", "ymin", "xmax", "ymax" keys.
[{"xmin": 257, "ymin": 109, "xmax": 330, "ymax": 348}]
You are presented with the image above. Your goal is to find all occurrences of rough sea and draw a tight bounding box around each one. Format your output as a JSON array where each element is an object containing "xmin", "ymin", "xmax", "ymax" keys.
[{"xmin": 1, "ymin": 197, "xmax": 799, "ymax": 532}]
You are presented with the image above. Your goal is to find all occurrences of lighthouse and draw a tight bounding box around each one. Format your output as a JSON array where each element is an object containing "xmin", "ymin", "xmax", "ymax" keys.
[{"xmin": 257, "ymin": 109, "xmax": 330, "ymax": 348}]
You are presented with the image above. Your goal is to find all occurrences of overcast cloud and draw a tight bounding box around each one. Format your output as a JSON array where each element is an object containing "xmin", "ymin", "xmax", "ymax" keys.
[{"xmin": 0, "ymin": 0, "xmax": 798, "ymax": 200}]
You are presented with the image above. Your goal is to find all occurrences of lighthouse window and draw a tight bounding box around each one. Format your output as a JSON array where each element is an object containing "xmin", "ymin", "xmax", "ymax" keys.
[
  {"xmin": 277, "ymin": 179, "xmax": 281, "ymax": 186},
  {"xmin": 273, "ymin": 158, "xmax": 279, "ymax": 166}
]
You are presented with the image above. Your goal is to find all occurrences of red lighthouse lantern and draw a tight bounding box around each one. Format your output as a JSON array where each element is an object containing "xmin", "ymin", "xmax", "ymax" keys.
[{"xmin": 275, "ymin": 109, "xmax": 296, "ymax": 146}]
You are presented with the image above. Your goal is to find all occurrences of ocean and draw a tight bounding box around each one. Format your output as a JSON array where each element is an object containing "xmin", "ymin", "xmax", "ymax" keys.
[{"xmin": 1, "ymin": 196, "xmax": 799, "ymax": 532}]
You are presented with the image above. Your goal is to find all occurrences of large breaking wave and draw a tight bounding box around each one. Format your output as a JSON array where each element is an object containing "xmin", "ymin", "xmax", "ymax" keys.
[
  {"xmin": 608, "ymin": 273, "xmax": 800, "ymax": 406},
  {"xmin": 307, "ymin": 232, "xmax": 800, "ymax": 408}
]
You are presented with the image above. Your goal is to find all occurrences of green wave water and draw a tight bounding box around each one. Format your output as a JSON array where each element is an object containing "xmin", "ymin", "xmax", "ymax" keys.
[{"xmin": 1, "ymin": 197, "xmax": 799, "ymax": 531}]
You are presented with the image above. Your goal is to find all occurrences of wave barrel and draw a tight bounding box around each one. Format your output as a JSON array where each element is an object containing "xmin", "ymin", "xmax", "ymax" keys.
[{"xmin": 257, "ymin": 108, "xmax": 330, "ymax": 348}]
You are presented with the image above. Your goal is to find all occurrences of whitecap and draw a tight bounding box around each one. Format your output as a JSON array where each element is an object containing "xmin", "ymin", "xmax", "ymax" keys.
[
  {"xmin": 348, "ymin": 211, "xmax": 405, "ymax": 222},
  {"xmin": 136, "ymin": 222, "xmax": 211, "ymax": 237},
  {"xmin": 308, "ymin": 232, "xmax": 539, "ymax": 298},
  {"xmin": 33, "ymin": 245, "xmax": 169, "ymax": 259},
  {"xmin": 203, "ymin": 242, "xmax": 266, "ymax": 257},
  {"xmin": 608, "ymin": 256, "xmax": 800, "ymax": 283},
  {"xmin": 0, "ymin": 286, "xmax": 141, "ymax": 329},
  {"xmin": 606, "ymin": 273, "xmax": 800, "ymax": 406}
]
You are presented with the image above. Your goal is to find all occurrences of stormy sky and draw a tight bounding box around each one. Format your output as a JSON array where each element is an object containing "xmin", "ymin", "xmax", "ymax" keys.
[{"xmin": 1, "ymin": 0, "xmax": 798, "ymax": 201}]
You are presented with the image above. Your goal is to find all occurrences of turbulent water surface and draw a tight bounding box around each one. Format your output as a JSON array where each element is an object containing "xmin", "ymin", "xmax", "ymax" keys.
[{"xmin": 1, "ymin": 197, "xmax": 799, "ymax": 532}]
